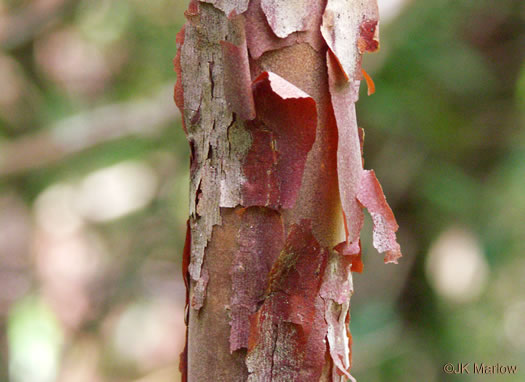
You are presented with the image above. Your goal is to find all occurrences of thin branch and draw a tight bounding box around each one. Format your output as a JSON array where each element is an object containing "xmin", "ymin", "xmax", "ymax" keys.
[{"xmin": 0, "ymin": 84, "xmax": 179, "ymax": 177}]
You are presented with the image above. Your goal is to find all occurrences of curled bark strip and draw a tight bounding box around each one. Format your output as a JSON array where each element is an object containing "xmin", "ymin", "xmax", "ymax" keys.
[
  {"xmin": 328, "ymin": 51, "xmax": 402, "ymax": 265},
  {"xmin": 246, "ymin": 220, "xmax": 329, "ymax": 381},
  {"xmin": 333, "ymin": 210, "xmax": 363, "ymax": 272},
  {"xmin": 229, "ymin": 207, "xmax": 285, "ymax": 353},
  {"xmin": 361, "ymin": 68, "xmax": 376, "ymax": 96},
  {"xmin": 327, "ymin": 51, "xmax": 364, "ymax": 248},
  {"xmin": 261, "ymin": 0, "xmax": 325, "ymax": 38},
  {"xmin": 325, "ymin": 301, "xmax": 356, "ymax": 382},
  {"xmin": 321, "ymin": 0, "xmax": 379, "ymax": 80},
  {"xmin": 201, "ymin": 0, "xmax": 250, "ymax": 18},
  {"xmin": 320, "ymin": 252, "xmax": 356, "ymax": 381},
  {"xmin": 242, "ymin": 72, "xmax": 317, "ymax": 209},
  {"xmin": 334, "ymin": 239, "xmax": 364, "ymax": 273},
  {"xmin": 220, "ymin": 16, "xmax": 256, "ymax": 120},
  {"xmin": 357, "ymin": 169, "xmax": 402, "ymax": 264},
  {"xmin": 245, "ymin": 0, "xmax": 325, "ymax": 60}
]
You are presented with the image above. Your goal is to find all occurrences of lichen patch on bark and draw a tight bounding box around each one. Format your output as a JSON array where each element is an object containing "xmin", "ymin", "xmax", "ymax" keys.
[{"xmin": 179, "ymin": 4, "xmax": 252, "ymax": 287}]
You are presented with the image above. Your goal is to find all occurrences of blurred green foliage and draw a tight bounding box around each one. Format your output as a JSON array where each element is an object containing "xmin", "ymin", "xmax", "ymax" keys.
[
  {"xmin": 353, "ymin": 0, "xmax": 525, "ymax": 380},
  {"xmin": 0, "ymin": 0, "xmax": 524, "ymax": 381}
]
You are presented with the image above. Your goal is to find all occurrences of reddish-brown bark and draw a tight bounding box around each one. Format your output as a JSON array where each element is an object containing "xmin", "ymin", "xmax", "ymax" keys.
[
  {"xmin": 175, "ymin": 1, "xmax": 401, "ymax": 380},
  {"xmin": 246, "ymin": 220, "xmax": 329, "ymax": 381},
  {"xmin": 243, "ymin": 71, "xmax": 318, "ymax": 209},
  {"xmin": 230, "ymin": 207, "xmax": 285, "ymax": 352}
]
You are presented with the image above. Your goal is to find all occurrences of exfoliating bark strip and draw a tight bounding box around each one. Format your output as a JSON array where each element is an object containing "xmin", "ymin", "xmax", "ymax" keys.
[
  {"xmin": 327, "ymin": 51, "xmax": 364, "ymax": 249},
  {"xmin": 321, "ymin": 0, "xmax": 379, "ymax": 80},
  {"xmin": 320, "ymin": 251, "xmax": 354, "ymax": 306},
  {"xmin": 320, "ymin": 252, "xmax": 355, "ymax": 381},
  {"xmin": 246, "ymin": 220, "xmax": 329, "ymax": 381},
  {"xmin": 357, "ymin": 169, "xmax": 402, "ymax": 263},
  {"xmin": 261, "ymin": 0, "xmax": 325, "ymax": 38},
  {"xmin": 229, "ymin": 207, "xmax": 285, "ymax": 353},
  {"xmin": 325, "ymin": 301, "xmax": 355, "ymax": 382},
  {"xmin": 244, "ymin": 0, "xmax": 324, "ymax": 60},
  {"xmin": 179, "ymin": 3, "xmax": 253, "ymax": 292},
  {"xmin": 242, "ymin": 71, "xmax": 317, "ymax": 209},
  {"xmin": 334, "ymin": 239, "xmax": 364, "ymax": 273},
  {"xmin": 220, "ymin": 16, "xmax": 256, "ymax": 120},
  {"xmin": 328, "ymin": 48, "xmax": 402, "ymax": 264}
]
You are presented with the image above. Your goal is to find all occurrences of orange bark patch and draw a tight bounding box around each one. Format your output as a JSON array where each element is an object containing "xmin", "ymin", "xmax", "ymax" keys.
[{"xmin": 361, "ymin": 68, "xmax": 376, "ymax": 96}]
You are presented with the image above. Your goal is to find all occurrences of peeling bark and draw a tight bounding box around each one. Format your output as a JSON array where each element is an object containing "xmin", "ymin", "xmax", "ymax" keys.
[
  {"xmin": 321, "ymin": 0, "xmax": 379, "ymax": 80},
  {"xmin": 243, "ymin": 71, "xmax": 317, "ymax": 209},
  {"xmin": 261, "ymin": 0, "xmax": 324, "ymax": 38},
  {"xmin": 327, "ymin": 51, "xmax": 364, "ymax": 251},
  {"xmin": 244, "ymin": 0, "xmax": 325, "ymax": 60},
  {"xmin": 357, "ymin": 170, "xmax": 402, "ymax": 263},
  {"xmin": 321, "ymin": 254, "xmax": 355, "ymax": 381},
  {"xmin": 246, "ymin": 220, "xmax": 329, "ymax": 381},
  {"xmin": 175, "ymin": 0, "xmax": 401, "ymax": 380}
]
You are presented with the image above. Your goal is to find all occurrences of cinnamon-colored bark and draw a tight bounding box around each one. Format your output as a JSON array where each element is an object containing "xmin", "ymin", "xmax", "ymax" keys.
[{"xmin": 175, "ymin": 1, "xmax": 401, "ymax": 381}]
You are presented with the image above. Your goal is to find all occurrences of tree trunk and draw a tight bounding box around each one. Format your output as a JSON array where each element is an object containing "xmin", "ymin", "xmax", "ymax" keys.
[{"xmin": 175, "ymin": 1, "xmax": 402, "ymax": 381}]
